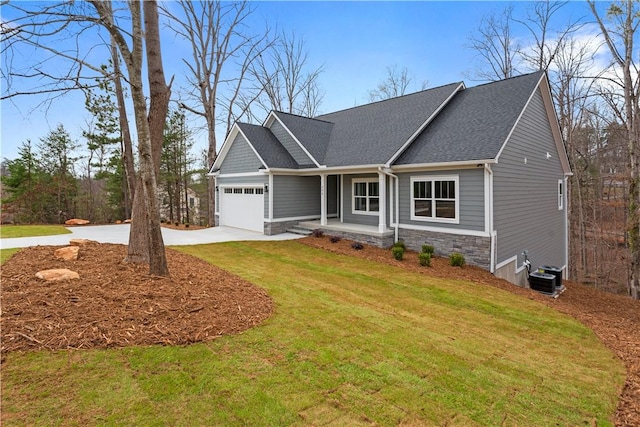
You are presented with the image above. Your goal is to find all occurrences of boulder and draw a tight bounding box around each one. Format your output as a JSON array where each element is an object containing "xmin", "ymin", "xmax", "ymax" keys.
[
  {"xmin": 35, "ymin": 269, "xmax": 80, "ymax": 281},
  {"xmin": 123, "ymin": 219, "xmax": 132, "ymax": 224},
  {"xmin": 54, "ymin": 246, "xmax": 79, "ymax": 261},
  {"xmin": 65, "ymin": 218, "xmax": 90, "ymax": 225},
  {"xmin": 69, "ymin": 239, "xmax": 98, "ymax": 247}
]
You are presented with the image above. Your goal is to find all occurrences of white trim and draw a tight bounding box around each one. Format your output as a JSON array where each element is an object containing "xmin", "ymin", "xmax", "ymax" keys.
[
  {"xmin": 215, "ymin": 171, "xmax": 266, "ymax": 178},
  {"xmin": 490, "ymin": 230, "xmax": 497, "ymax": 273},
  {"xmin": 386, "ymin": 82, "xmax": 465, "ymax": 167},
  {"xmin": 268, "ymin": 112, "xmax": 322, "ymax": 168},
  {"xmin": 378, "ymin": 171, "xmax": 386, "ymax": 233},
  {"xmin": 495, "ymin": 255, "xmax": 519, "ymax": 272},
  {"xmin": 321, "ymin": 174, "xmax": 327, "ymax": 226},
  {"xmin": 391, "ymin": 159, "xmax": 497, "ymax": 173},
  {"xmin": 398, "ymin": 223, "xmax": 490, "ymax": 238},
  {"xmin": 268, "ymin": 215, "xmax": 321, "ymax": 223},
  {"xmin": 218, "ymin": 184, "xmax": 265, "ymax": 189},
  {"xmin": 410, "ymin": 175, "xmax": 460, "ymax": 224},
  {"xmin": 268, "ymin": 173, "xmax": 274, "ymax": 221},
  {"xmin": 351, "ymin": 178, "xmax": 381, "ymax": 216},
  {"xmin": 211, "ymin": 125, "xmax": 268, "ymax": 172}
]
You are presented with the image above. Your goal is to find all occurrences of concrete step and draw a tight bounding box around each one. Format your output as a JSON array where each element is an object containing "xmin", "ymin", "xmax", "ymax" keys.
[{"xmin": 286, "ymin": 226, "xmax": 313, "ymax": 236}]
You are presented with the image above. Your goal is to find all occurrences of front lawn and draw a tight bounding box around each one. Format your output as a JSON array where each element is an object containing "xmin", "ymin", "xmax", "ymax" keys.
[
  {"xmin": 1, "ymin": 241, "xmax": 624, "ymax": 426},
  {"xmin": 0, "ymin": 224, "xmax": 71, "ymax": 239}
]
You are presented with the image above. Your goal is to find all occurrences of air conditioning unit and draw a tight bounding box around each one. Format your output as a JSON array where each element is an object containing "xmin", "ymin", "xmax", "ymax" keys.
[{"xmin": 529, "ymin": 271, "xmax": 556, "ymax": 295}]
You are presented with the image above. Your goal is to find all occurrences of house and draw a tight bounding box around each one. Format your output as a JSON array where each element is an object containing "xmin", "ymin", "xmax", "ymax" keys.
[{"xmin": 210, "ymin": 71, "xmax": 571, "ymax": 286}]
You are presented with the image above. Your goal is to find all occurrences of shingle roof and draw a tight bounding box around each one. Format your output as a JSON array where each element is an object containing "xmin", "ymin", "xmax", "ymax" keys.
[
  {"xmin": 394, "ymin": 71, "xmax": 544, "ymax": 165},
  {"xmin": 237, "ymin": 123, "xmax": 299, "ymax": 169},
  {"xmin": 272, "ymin": 111, "xmax": 334, "ymax": 164},
  {"xmin": 316, "ymin": 82, "xmax": 462, "ymax": 166}
]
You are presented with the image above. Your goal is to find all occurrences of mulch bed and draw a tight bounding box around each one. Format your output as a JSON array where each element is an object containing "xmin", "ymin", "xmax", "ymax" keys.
[
  {"xmin": 300, "ymin": 236, "xmax": 640, "ymax": 427},
  {"xmin": 1, "ymin": 236, "xmax": 638, "ymax": 425},
  {"xmin": 0, "ymin": 243, "xmax": 272, "ymax": 355}
]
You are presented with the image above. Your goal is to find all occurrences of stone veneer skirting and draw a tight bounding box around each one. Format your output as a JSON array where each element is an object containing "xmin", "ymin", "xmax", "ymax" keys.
[
  {"xmin": 398, "ymin": 228, "xmax": 491, "ymax": 270},
  {"xmin": 264, "ymin": 220, "xmax": 302, "ymax": 235}
]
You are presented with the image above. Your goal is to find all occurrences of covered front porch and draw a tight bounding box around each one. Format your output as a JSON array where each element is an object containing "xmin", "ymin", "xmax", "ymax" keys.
[{"xmin": 298, "ymin": 219, "xmax": 395, "ymax": 248}]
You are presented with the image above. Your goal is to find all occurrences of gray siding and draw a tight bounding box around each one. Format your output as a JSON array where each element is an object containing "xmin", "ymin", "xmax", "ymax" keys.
[
  {"xmin": 342, "ymin": 174, "xmax": 391, "ymax": 226},
  {"xmin": 493, "ymin": 87, "xmax": 567, "ymax": 271},
  {"xmin": 273, "ymin": 175, "xmax": 321, "ymax": 218},
  {"xmin": 269, "ymin": 120, "xmax": 315, "ymax": 166},
  {"xmin": 219, "ymin": 133, "xmax": 264, "ymax": 174},
  {"xmin": 397, "ymin": 168, "xmax": 485, "ymax": 231}
]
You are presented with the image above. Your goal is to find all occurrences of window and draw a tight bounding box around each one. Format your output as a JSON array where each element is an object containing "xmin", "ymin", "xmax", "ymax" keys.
[
  {"xmin": 233, "ymin": 188, "xmax": 243, "ymax": 194},
  {"xmin": 411, "ymin": 176, "xmax": 459, "ymax": 222},
  {"xmin": 255, "ymin": 188, "xmax": 264, "ymax": 195},
  {"xmin": 244, "ymin": 188, "xmax": 254, "ymax": 194},
  {"xmin": 189, "ymin": 197, "xmax": 195, "ymax": 207},
  {"xmin": 352, "ymin": 179, "xmax": 379, "ymax": 214},
  {"xmin": 558, "ymin": 180, "xmax": 564, "ymax": 210},
  {"xmin": 224, "ymin": 188, "xmax": 233, "ymax": 194}
]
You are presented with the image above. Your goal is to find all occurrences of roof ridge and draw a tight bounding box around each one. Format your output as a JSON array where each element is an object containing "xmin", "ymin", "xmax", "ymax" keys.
[
  {"xmin": 467, "ymin": 71, "xmax": 544, "ymax": 90},
  {"xmin": 273, "ymin": 110, "xmax": 335, "ymax": 124},
  {"xmin": 316, "ymin": 81, "xmax": 464, "ymax": 118}
]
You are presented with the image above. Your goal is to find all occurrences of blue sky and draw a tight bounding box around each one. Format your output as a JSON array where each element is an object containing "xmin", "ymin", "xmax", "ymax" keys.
[{"xmin": 0, "ymin": 1, "xmax": 598, "ymax": 163}]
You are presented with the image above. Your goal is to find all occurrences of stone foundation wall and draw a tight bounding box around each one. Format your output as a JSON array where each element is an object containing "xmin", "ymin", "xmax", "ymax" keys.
[
  {"xmin": 264, "ymin": 220, "xmax": 301, "ymax": 236},
  {"xmin": 316, "ymin": 228, "xmax": 395, "ymax": 248},
  {"xmin": 398, "ymin": 228, "xmax": 491, "ymax": 270}
]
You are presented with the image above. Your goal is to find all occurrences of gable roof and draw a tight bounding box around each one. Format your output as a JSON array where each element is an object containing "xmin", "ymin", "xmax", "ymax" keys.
[
  {"xmin": 316, "ymin": 82, "xmax": 463, "ymax": 167},
  {"xmin": 213, "ymin": 71, "xmax": 563, "ymax": 173},
  {"xmin": 236, "ymin": 123, "xmax": 299, "ymax": 169},
  {"xmin": 270, "ymin": 111, "xmax": 334, "ymax": 165},
  {"xmin": 395, "ymin": 71, "xmax": 545, "ymax": 165}
]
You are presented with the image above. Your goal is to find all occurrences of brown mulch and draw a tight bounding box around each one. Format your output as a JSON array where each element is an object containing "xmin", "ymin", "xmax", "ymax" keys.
[
  {"xmin": 300, "ymin": 236, "xmax": 640, "ymax": 427},
  {"xmin": 1, "ymin": 237, "xmax": 638, "ymax": 425},
  {"xmin": 0, "ymin": 243, "xmax": 272, "ymax": 355}
]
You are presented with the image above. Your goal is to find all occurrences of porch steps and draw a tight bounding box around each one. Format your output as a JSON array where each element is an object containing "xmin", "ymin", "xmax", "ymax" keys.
[{"xmin": 286, "ymin": 225, "xmax": 314, "ymax": 236}]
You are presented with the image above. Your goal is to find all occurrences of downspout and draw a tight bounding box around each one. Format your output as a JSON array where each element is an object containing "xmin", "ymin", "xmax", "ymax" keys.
[
  {"xmin": 484, "ymin": 163, "xmax": 495, "ymax": 273},
  {"xmin": 379, "ymin": 167, "xmax": 399, "ymax": 243}
]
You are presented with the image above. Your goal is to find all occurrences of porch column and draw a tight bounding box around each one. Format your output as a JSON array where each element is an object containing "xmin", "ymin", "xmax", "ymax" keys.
[
  {"xmin": 378, "ymin": 171, "xmax": 386, "ymax": 233},
  {"xmin": 320, "ymin": 174, "xmax": 327, "ymax": 226}
]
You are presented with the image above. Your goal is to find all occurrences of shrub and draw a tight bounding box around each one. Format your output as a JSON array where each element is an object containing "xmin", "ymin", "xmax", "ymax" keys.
[
  {"xmin": 351, "ymin": 242, "xmax": 364, "ymax": 250},
  {"xmin": 449, "ymin": 252, "xmax": 465, "ymax": 267},
  {"xmin": 329, "ymin": 236, "xmax": 342, "ymax": 243},
  {"xmin": 419, "ymin": 252, "xmax": 431, "ymax": 267},
  {"xmin": 421, "ymin": 244, "xmax": 435, "ymax": 255},
  {"xmin": 185, "ymin": 223, "xmax": 190, "ymax": 228},
  {"xmin": 393, "ymin": 240, "xmax": 406, "ymax": 250},
  {"xmin": 392, "ymin": 246, "xmax": 404, "ymax": 261},
  {"xmin": 311, "ymin": 229, "xmax": 324, "ymax": 238},
  {"xmin": 175, "ymin": 222, "xmax": 179, "ymax": 227}
]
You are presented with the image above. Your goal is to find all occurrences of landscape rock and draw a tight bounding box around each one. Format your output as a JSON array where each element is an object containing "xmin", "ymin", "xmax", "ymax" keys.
[
  {"xmin": 69, "ymin": 239, "xmax": 98, "ymax": 247},
  {"xmin": 65, "ymin": 218, "xmax": 90, "ymax": 225},
  {"xmin": 54, "ymin": 246, "xmax": 79, "ymax": 261},
  {"xmin": 123, "ymin": 219, "xmax": 132, "ymax": 224},
  {"xmin": 35, "ymin": 269, "xmax": 80, "ymax": 281}
]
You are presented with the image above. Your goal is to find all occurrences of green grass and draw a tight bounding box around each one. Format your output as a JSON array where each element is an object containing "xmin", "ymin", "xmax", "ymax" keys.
[
  {"xmin": 1, "ymin": 241, "xmax": 624, "ymax": 426},
  {"xmin": 0, "ymin": 248, "xmax": 20, "ymax": 264},
  {"xmin": 0, "ymin": 224, "xmax": 71, "ymax": 238}
]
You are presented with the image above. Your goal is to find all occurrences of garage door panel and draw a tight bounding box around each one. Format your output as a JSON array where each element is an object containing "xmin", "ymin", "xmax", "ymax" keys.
[{"xmin": 220, "ymin": 187, "xmax": 264, "ymax": 233}]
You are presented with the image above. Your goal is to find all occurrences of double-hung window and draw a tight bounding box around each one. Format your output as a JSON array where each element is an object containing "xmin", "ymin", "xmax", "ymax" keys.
[
  {"xmin": 352, "ymin": 179, "xmax": 379, "ymax": 215},
  {"xmin": 411, "ymin": 175, "xmax": 459, "ymax": 223}
]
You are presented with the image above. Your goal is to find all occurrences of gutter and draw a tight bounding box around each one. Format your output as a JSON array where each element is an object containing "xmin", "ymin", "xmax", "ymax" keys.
[
  {"xmin": 484, "ymin": 163, "xmax": 496, "ymax": 273},
  {"xmin": 379, "ymin": 167, "xmax": 399, "ymax": 243}
]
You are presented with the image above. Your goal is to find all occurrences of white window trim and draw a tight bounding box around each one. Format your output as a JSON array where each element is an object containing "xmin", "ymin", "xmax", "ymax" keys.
[
  {"xmin": 558, "ymin": 179, "xmax": 564, "ymax": 210},
  {"xmin": 410, "ymin": 175, "xmax": 460, "ymax": 224},
  {"xmin": 351, "ymin": 178, "xmax": 380, "ymax": 216}
]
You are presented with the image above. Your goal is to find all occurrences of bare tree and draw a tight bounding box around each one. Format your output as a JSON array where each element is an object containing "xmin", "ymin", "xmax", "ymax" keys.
[
  {"xmin": 249, "ymin": 31, "xmax": 324, "ymax": 118},
  {"xmin": 161, "ymin": 1, "xmax": 271, "ymax": 227},
  {"xmin": 2, "ymin": 1, "xmax": 172, "ymax": 275},
  {"xmin": 368, "ymin": 65, "xmax": 427, "ymax": 102},
  {"xmin": 467, "ymin": 6, "xmax": 520, "ymax": 81},
  {"xmin": 516, "ymin": 1, "xmax": 585, "ymax": 72},
  {"xmin": 588, "ymin": 0, "xmax": 640, "ymax": 299}
]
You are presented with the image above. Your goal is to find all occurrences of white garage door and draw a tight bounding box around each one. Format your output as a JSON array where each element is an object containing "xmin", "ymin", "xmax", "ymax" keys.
[{"xmin": 220, "ymin": 186, "xmax": 265, "ymax": 232}]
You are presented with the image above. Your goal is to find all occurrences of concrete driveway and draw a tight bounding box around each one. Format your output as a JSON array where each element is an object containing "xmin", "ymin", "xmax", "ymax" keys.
[{"xmin": 0, "ymin": 224, "xmax": 303, "ymax": 249}]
